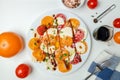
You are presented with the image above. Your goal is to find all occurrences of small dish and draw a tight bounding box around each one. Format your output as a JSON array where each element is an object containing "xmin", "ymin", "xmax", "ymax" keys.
[{"xmin": 60, "ymin": 0, "xmax": 85, "ymax": 9}]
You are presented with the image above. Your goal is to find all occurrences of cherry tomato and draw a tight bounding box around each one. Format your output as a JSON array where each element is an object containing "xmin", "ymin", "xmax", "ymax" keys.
[
  {"xmin": 87, "ymin": 0, "xmax": 98, "ymax": 9},
  {"xmin": 15, "ymin": 64, "xmax": 31, "ymax": 78},
  {"xmin": 113, "ymin": 18, "xmax": 120, "ymax": 28},
  {"xmin": 37, "ymin": 25, "xmax": 47, "ymax": 36}
]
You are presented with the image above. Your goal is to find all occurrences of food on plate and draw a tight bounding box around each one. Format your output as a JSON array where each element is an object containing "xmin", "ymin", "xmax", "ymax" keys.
[
  {"xmin": 113, "ymin": 18, "xmax": 120, "ymax": 28},
  {"xmin": 41, "ymin": 16, "xmax": 54, "ymax": 27},
  {"xmin": 69, "ymin": 18, "xmax": 80, "ymax": 29},
  {"xmin": 60, "ymin": 36, "xmax": 73, "ymax": 47},
  {"xmin": 55, "ymin": 13, "xmax": 66, "ymax": 30},
  {"xmin": 87, "ymin": 0, "xmax": 98, "ymax": 9},
  {"xmin": 28, "ymin": 38, "xmax": 41, "ymax": 50},
  {"xmin": 55, "ymin": 48, "xmax": 69, "ymax": 61},
  {"xmin": 32, "ymin": 49, "xmax": 46, "ymax": 61},
  {"xmin": 0, "ymin": 32, "xmax": 24, "ymax": 58},
  {"xmin": 56, "ymin": 13, "xmax": 66, "ymax": 25},
  {"xmin": 74, "ymin": 28, "xmax": 85, "ymax": 42},
  {"xmin": 37, "ymin": 25, "xmax": 47, "ymax": 36},
  {"xmin": 15, "ymin": 63, "xmax": 31, "ymax": 78},
  {"xmin": 113, "ymin": 31, "xmax": 120, "ymax": 44},
  {"xmin": 62, "ymin": 0, "xmax": 81, "ymax": 8},
  {"xmin": 71, "ymin": 53, "xmax": 81, "ymax": 64},
  {"xmin": 76, "ymin": 41, "xmax": 88, "ymax": 54},
  {"xmin": 58, "ymin": 60, "xmax": 72, "ymax": 72},
  {"xmin": 28, "ymin": 13, "xmax": 88, "ymax": 73}
]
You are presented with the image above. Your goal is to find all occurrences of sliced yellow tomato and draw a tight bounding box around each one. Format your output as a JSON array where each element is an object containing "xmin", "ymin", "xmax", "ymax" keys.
[
  {"xmin": 32, "ymin": 49, "xmax": 46, "ymax": 61},
  {"xmin": 60, "ymin": 36, "xmax": 73, "ymax": 47},
  {"xmin": 58, "ymin": 61, "xmax": 72, "ymax": 73},
  {"xmin": 41, "ymin": 16, "xmax": 54, "ymax": 27},
  {"xmin": 55, "ymin": 49, "xmax": 69, "ymax": 61},
  {"xmin": 28, "ymin": 38, "xmax": 41, "ymax": 50},
  {"xmin": 69, "ymin": 18, "xmax": 80, "ymax": 29}
]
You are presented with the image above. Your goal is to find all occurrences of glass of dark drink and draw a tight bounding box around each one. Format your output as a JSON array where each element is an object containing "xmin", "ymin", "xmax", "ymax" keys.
[{"xmin": 93, "ymin": 25, "xmax": 114, "ymax": 45}]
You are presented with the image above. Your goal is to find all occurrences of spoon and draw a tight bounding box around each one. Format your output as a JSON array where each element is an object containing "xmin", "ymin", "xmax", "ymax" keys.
[
  {"xmin": 84, "ymin": 60, "xmax": 111, "ymax": 80},
  {"xmin": 93, "ymin": 4, "xmax": 116, "ymax": 23}
]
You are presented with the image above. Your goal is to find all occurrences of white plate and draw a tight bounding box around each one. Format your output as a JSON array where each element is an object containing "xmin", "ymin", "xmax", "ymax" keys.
[{"xmin": 27, "ymin": 9, "xmax": 91, "ymax": 76}]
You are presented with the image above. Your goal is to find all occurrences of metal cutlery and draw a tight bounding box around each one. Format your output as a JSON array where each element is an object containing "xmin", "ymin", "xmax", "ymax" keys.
[
  {"xmin": 84, "ymin": 60, "xmax": 111, "ymax": 80},
  {"xmin": 93, "ymin": 4, "xmax": 116, "ymax": 23}
]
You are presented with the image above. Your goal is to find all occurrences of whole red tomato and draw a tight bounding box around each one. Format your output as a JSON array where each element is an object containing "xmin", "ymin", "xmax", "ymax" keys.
[
  {"xmin": 113, "ymin": 18, "xmax": 120, "ymax": 28},
  {"xmin": 87, "ymin": 0, "xmax": 98, "ymax": 9},
  {"xmin": 15, "ymin": 64, "xmax": 31, "ymax": 78}
]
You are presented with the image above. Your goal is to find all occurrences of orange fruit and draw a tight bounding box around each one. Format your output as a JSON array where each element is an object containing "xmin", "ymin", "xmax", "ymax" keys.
[
  {"xmin": 114, "ymin": 31, "xmax": 120, "ymax": 44},
  {"xmin": 0, "ymin": 32, "xmax": 24, "ymax": 58}
]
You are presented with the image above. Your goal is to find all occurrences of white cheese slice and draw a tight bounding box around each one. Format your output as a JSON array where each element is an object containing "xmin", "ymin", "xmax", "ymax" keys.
[
  {"xmin": 56, "ymin": 17, "xmax": 65, "ymax": 25},
  {"xmin": 65, "ymin": 46, "xmax": 75, "ymax": 61},
  {"xmin": 76, "ymin": 42, "xmax": 86, "ymax": 54},
  {"xmin": 48, "ymin": 46, "xmax": 55, "ymax": 54},
  {"xmin": 60, "ymin": 27, "xmax": 73, "ymax": 38},
  {"xmin": 40, "ymin": 43, "xmax": 48, "ymax": 53},
  {"xmin": 44, "ymin": 28, "xmax": 57, "ymax": 36}
]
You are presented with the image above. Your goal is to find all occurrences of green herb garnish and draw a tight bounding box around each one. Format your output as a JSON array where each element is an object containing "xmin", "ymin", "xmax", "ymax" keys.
[
  {"xmin": 30, "ymin": 28, "xmax": 34, "ymax": 31},
  {"xmin": 59, "ymin": 53, "xmax": 68, "ymax": 60},
  {"xmin": 44, "ymin": 58, "xmax": 48, "ymax": 62},
  {"xmin": 47, "ymin": 67, "xmax": 50, "ymax": 70},
  {"xmin": 42, "ymin": 45, "xmax": 45, "ymax": 50},
  {"xmin": 60, "ymin": 31, "xmax": 63, "ymax": 33}
]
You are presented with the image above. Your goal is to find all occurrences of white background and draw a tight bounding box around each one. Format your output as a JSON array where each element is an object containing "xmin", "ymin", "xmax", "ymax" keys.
[{"xmin": 0, "ymin": 0, "xmax": 120, "ymax": 80}]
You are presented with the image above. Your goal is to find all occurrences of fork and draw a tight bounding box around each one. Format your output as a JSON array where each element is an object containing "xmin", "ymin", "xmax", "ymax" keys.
[
  {"xmin": 84, "ymin": 60, "xmax": 111, "ymax": 80},
  {"xmin": 84, "ymin": 65, "xmax": 101, "ymax": 80}
]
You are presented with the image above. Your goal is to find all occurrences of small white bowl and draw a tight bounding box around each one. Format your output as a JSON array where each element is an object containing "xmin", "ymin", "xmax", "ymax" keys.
[{"xmin": 60, "ymin": 0, "xmax": 85, "ymax": 9}]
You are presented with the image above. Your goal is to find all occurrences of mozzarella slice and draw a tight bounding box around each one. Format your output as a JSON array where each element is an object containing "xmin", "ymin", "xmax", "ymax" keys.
[
  {"xmin": 44, "ymin": 28, "xmax": 57, "ymax": 36},
  {"xmin": 76, "ymin": 42, "xmax": 86, "ymax": 54},
  {"xmin": 65, "ymin": 46, "xmax": 75, "ymax": 61},
  {"xmin": 60, "ymin": 27, "xmax": 73, "ymax": 38},
  {"xmin": 56, "ymin": 17, "xmax": 65, "ymax": 25},
  {"xmin": 40, "ymin": 43, "xmax": 48, "ymax": 53},
  {"xmin": 48, "ymin": 46, "xmax": 55, "ymax": 54}
]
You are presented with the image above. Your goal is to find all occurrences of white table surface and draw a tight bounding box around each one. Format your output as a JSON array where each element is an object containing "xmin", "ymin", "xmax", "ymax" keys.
[{"xmin": 0, "ymin": 0, "xmax": 120, "ymax": 80}]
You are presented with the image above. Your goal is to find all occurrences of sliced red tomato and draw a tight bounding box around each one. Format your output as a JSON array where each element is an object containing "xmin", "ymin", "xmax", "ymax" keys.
[
  {"xmin": 87, "ymin": 0, "xmax": 98, "ymax": 9},
  {"xmin": 15, "ymin": 64, "xmax": 31, "ymax": 78},
  {"xmin": 74, "ymin": 29, "xmax": 85, "ymax": 43},
  {"xmin": 56, "ymin": 13, "xmax": 66, "ymax": 22},
  {"xmin": 71, "ymin": 53, "xmax": 82, "ymax": 65},
  {"xmin": 55, "ymin": 13, "xmax": 66, "ymax": 30},
  {"xmin": 37, "ymin": 25, "xmax": 47, "ymax": 36},
  {"xmin": 113, "ymin": 18, "xmax": 120, "ymax": 28}
]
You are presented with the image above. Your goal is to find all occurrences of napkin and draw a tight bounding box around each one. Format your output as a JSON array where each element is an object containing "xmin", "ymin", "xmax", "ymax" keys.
[{"xmin": 87, "ymin": 50, "xmax": 120, "ymax": 80}]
